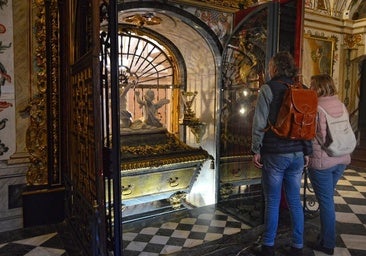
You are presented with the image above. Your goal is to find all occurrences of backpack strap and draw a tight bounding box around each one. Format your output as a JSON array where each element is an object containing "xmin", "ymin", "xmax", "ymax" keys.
[
  {"xmin": 264, "ymin": 81, "xmax": 292, "ymax": 132},
  {"xmin": 315, "ymin": 106, "xmax": 326, "ymax": 146}
]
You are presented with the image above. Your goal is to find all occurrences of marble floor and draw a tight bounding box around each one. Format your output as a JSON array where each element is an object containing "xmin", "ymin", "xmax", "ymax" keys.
[
  {"xmin": 0, "ymin": 222, "xmax": 83, "ymax": 256},
  {"xmin": 1, "ymin": 167, "xmax": 366, "ymax": 256}
]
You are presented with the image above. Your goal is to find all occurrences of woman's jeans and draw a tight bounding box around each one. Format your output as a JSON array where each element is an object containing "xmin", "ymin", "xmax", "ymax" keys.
[
  {"xmin": 261, "ymin": 152, "xmax": 304, "ymax": 249},
  {"xmin": 308, "ymin": 164, "xmax": 346, "ymax": 249}
]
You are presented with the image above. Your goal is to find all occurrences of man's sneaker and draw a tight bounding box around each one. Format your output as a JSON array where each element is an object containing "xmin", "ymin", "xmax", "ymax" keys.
[
  {"xmin": 282, "ymin": 246, "xmax": 303, "ymax": 256},
  {"xmin": 252, "ymin": 244, "xmax": 275, "ymax": 256}
]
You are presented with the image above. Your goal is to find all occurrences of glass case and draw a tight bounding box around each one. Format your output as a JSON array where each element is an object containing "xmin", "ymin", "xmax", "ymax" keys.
[
  {"xmin": 220, "ymin": 6, "xmax": 268, "ymax": 194},
  {"xmin": 218, "ymin": 1, "xmax": 300, "ymax": 225}
]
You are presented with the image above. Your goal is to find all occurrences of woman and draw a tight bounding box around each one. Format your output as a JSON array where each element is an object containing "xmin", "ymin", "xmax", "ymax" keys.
[
  {"xmin": 251, "ymin": 51, "xmax": 312, "ymax": 256},
  {"xmin": 308, "ymin": 74, "xmax": 352, "ymax": 255}
]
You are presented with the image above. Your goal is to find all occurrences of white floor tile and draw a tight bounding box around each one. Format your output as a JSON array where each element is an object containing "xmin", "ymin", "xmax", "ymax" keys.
[
  {"xmin": 348, "ymin": 204, "xmax": 366, "ymax": 214},
  {"xmin": 180, "ymin": 218, "xmax": 197, "ymax": 225},
  {"xmin": 354, "ymin": 185, "xmax": 366, "ymax": 192},
  {"xmin": 210, "ymin": 219, "xmax": 227, "ymax": 227},
  {"xmin": 341, "ymin": 234, "xmax": 366, "ymax": 250},
  {"xmin": 122, "ymin": 232, "xmax": 138, "ymax": 241},
  {"xmin": 334, "ymin": 196, "xmax": 347, "ymax": 204},
  {"xmin": 14, "ymin": 233, "xmax": 58, "ymax": 246},
  {"xmin": 140, "ymin": 227, "xmax": 159, "ymax": 235},
  {"xmin": 149, "ymin": 235, "xmax": 170, "ymax": 245},
  {"xmin": 204, "ymin": 233, "xmax": 222, "ymax": 241},
  {"xmin": 160, "ymin": 245, "xmax": 182, "ymax": 254},
  {"xmin": 125, "ymin": 241, "xmax": 148, "ymax": 251},
  {"xmin": 337, "ymin": 180, "xmax": 353, "ymax": 186},
  {"xmin": 171, "ymin": 230, "xmax": 190, "ymax": 239},
  {"xmin": 336, "ymin": 212, "xmax": 362, "ymax": 224},
  {"xmin": 24, "ymin": 247, "xmax": 66, "ymax": 256},
  {"xmin": 183, "ymin": 238, "xmax": 203, "ymax": 248},
  {"xmin": 191, "ymin": 224, "xmax": 209, "ymax": 233},
  {"xmin": 336, "ymin": 190, "xmax": 364, "ymax": 199}
]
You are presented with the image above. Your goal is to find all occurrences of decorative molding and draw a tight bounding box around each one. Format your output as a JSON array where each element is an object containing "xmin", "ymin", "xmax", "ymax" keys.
[
  {"xmin": 344, "ymin": 33, "xmax": 362, "ymax": 49},
  {"xmin": 26, "ymin": 0, "xmax": 48, "ymax": 185},
  {"xmin": 46, "ymin": 0, "xmax": 61, "ymax": 185},
  {"xmin": 26, "ymin": 0, "xmax": 60, "ymax": 186}
]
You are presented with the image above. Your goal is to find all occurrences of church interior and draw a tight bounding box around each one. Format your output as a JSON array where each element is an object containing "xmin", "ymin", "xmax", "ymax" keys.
[{"xmin": 0, "ymin": 0, "xmax": 366, "ymax": 255}]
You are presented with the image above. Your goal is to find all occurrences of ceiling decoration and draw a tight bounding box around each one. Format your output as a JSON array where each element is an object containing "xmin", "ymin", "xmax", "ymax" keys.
[
  {"xmin": 123, "ymin": 13, "xmax": 162, "ymax": 27},
  {"xmin": 168, "ymin": 0, "xmax": 270, "ymax": 12}
]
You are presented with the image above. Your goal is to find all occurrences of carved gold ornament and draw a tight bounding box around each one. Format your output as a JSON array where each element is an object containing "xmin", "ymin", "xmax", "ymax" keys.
[
  {"xmin": 26, "ymin": 0, "xmax": 60, "ymax": 185},
  {"xmin": 123, "ymin": 13, "xmax": 162, "ymax": 27},
  {"xmin": 168, "ymin": 0, "xmax": 269, "ymax": 12},
  {"xmin": 344, "ymin": 34, "xmax": 362, "ymax": 49},
  {"xmin": 26, "ymin": 1, "xmax": 49, "ymax": 185}
]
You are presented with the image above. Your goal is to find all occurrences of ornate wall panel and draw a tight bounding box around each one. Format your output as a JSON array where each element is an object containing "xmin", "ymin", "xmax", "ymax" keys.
[{"xmin": 25, "ymin": 0, "xmax": 61, "ymax": 186}]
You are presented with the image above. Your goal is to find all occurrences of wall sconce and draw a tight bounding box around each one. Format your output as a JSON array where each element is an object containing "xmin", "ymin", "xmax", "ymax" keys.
[{"xmin": 180, "ymin": 91, "xmax": 206, "ymax": 143}]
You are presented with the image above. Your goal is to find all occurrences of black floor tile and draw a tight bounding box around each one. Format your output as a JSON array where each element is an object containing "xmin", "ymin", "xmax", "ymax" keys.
[{"xmin": 0, "ymin": 243, "xmax": 35, "ymax": 256}]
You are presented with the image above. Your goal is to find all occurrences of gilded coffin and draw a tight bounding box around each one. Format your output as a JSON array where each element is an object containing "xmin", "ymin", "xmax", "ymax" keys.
[{"xmin": 121, "ymin": 128, "xmax": 208, "ymax": 208}]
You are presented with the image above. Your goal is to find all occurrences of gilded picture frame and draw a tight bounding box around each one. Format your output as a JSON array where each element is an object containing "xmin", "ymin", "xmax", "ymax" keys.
[{"xmin": 302, "ymin": 34, "xmax": 336, "ymax": 86}]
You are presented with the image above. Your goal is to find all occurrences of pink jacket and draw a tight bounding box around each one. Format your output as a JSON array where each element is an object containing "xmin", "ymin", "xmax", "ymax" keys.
[{"xmin": 309, "ymin": 95, "xmax": 351, "ymax": 170}]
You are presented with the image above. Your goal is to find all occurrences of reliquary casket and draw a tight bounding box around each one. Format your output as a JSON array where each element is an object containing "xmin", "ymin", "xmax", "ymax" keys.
[{"xmin": 121, "ymin": 128, "xmax": 209, "ymax": 209}]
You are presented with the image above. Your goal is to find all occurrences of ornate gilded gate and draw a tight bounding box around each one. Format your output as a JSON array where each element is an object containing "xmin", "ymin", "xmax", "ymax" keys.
[{"xmin": 61, "ymin": 0, "xmax": 106, "ymax": 255}]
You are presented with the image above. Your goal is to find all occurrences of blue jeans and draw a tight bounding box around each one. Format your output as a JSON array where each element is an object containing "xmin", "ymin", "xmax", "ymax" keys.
[
  {"xmin": 308, "ymin": 164, "xmax": 346, "ymax": 249},
  {"xmin": 261, "ymin": 152, "xmax": 304, "ymax": 248}
]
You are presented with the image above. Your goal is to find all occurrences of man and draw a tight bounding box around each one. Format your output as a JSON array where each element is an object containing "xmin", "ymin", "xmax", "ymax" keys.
[{"xmin": 251, "ymin": 51, "xmax": 312, "ymax": 256}]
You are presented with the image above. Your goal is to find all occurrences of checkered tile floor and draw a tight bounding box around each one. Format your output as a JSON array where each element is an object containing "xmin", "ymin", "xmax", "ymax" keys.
[
  {"xmin": 0, "ymin": 232, "xmax": 67, "ymax": 256},
  {"xmin": 122, "ymin": 206, "xmax": 252, "ymax": 255},
  {"xmin": 1, "ymin": 168, "xmax": 366, "ymax": 256},
  {"xmin": 301, "ymin": 168, "xmax": 366, "ymax": 255},
  {"xmin": 323, "ymin": 168, "xmax": 366, "ymax": 255},
  {"xmin": 122, "ymin": 168, "xmax": 366, "ymax": 256}
]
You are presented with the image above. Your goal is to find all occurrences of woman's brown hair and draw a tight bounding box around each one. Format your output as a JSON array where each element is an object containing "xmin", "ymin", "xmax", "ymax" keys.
[{"xmin": 310, "ymin": 74, "xmax": 338, "ymax": 97}]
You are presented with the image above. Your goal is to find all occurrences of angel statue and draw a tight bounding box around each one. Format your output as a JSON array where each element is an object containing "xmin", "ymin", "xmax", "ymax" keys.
[{"xmin": 133, "ymin": 89, "xmax": 170, "ymax": 128}]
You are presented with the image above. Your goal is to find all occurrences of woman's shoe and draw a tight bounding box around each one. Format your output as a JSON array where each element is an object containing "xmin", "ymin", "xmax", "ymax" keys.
[{"xmin": 311, "ymin": 243, "xmax": 334, "ymax": 255}]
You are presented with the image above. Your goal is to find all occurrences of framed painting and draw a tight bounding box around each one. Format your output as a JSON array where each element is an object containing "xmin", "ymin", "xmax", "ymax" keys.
[{"xmin": 302, "ymin": 34, "xmax": 336, "ymax": 86}]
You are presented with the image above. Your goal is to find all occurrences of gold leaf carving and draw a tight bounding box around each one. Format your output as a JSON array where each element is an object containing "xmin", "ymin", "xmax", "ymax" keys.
[
  {"xmin": 344, "ymin": 34, "xmax": 362, "ymax": 49},
  {"xmin": 26, "ymin": 0, "xmax": 60, "ymax": 186},
  {"xmin": 25, "ymin": 0, "xmax": 48, "ymax": 186}
]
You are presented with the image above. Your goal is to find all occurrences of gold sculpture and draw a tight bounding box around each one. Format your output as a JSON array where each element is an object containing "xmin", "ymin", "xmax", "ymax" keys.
[{"xmin": 180, "ymin": 91, "xmax": 206, "ymax": 143}]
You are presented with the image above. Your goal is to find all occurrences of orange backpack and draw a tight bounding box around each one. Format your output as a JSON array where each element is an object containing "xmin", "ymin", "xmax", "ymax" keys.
[{"xmin": 268, "ymin": 82, "xmax": 318, "ymax": 140}]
